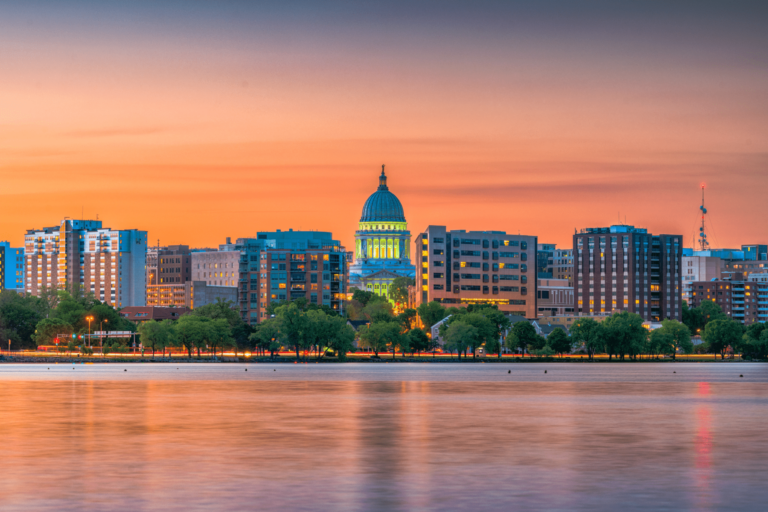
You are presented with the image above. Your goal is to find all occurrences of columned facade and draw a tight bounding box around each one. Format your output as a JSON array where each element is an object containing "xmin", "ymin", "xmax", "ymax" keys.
[{"xmin": 349, "ymin": 167, "xmax": 416, "ymax": 296}]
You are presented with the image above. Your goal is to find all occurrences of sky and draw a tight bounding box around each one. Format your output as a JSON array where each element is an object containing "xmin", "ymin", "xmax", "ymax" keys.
[{"xmin": 1, "ymin": 1, "xmax": 767, "ymax": 251}]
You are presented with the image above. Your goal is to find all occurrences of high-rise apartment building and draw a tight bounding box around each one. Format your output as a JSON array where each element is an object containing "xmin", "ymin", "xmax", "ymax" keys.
[
  {"xmin": 415, "ymin": 226, "xmax": 537, "ymax": 317},
  {"xmin": 24, "ymin": 219, "xmax": 147, "ymax": 307},
  {"xmin": 690, "ymin": 274, "xmax": 768, "ymax": 325},
  {"xmin": 573, "ymin": 225, "xmax": 682, "ymax": 321},
  {"xmin": 0, "ymin": 242, "xmax": 25, "ymax": 292}
]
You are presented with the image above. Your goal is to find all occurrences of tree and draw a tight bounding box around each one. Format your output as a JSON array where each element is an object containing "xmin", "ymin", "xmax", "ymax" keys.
[
  {"xmin": 529, "ymin": 334, "xmax": 547, "ymax": 356},
  {"xmin": 0, "ymin": 293, "xmax": 46, "ymax": 350},
  {"xmin": 603, "ymin": 311, "xmax": 647, "ymax": 360},
  {"xmin": 208, "ymin": 319, "xmax": 234, "ymax": 360},
  {"xmin": 192, "ymin": 298, "xmax": 239, "ymax": 326},
  {"xmin": 697, "ymin": 300, "xmax": 728, "ymax": 329},
  {"xmin": 442, "ymin": 321, "xmax": 477, "ymax": 360},
  {"xmin": 33, "ymin": 318, "xmax": 74, "ymax": 347},
  {"xmin": 389, "ymin": 277, "xmax": 414, "ymax": 307},
  {"xmin": 397, "ymin": 308, "xmax": 418, "ymax": 331},
  {"xmin": 359, "ymin": 321, "xmax": 401, "ymax": 358},
  {"xmin": 416, "ymin": 301, "xmax": 448, "ymax": 333},
  {"xmin": 175, "ymin": 315, "xmax": 208, "ymax": 358},
  {"xmin": 231, "ymin": 322, "xmax": 255, "ymax": 357},
  {"xmin": 476, "ymin": 308, "xmax": 511, "ymax": 359},
  {"xmin": 275, "ymin": 303, "xmax": 309, "ymax": 360},
  {"xmin": 509, "ymin": 321, "xmax": 537, "ymax": 357},
  {"xmin": 658, "ymin": 319, "xmax": 693, "ymax": 359},
  {"xmin": 742, "ymin": 328, "xmax": 768, "ymax": 360},
  {"xmin": 547, "ymin": 328, "xmax": 572, "ymax": 357},
  {"xmin": 362, "ymin": 300, "xmax": 395, "ymax": 323},
  {"xmin": 250, "ymin": 318, "xmax": 282, "ymax": 359},
  {"xmin": 407, "ymin": 328, "xmax": 430, "ymax": 356},
  {"xmin": 681, "ymin": 301, "xmax": 703, "ymax": 334},
  {"xmin": 327, "ymin": 318, "xmax": 356, "ymax": 361},
  {"xmin": 351, "ymin": 289, "xmax": 377, "ymax": 307},
  {"xmin": 570, "ymin": 318, "xmax": 601, "ymax": 360},
  {"xmin": 456, "ymin": 313, "xmax": 495, "ymax": 359},
  {"xmin": 702, "ymin": 319, "xmax": 743, "ymax": 360},
  {"xmin": 649, "ymin": 329, "xmax": 673, "ymax": 359},
  {"xmin": 137, "ymin": 320, "xmax": 167, "ymax": 359}
]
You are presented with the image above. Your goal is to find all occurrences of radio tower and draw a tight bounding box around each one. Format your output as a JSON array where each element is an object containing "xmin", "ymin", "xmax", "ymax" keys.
[{"xmin": 698, "ymin": 184, "xmax": 710, "ymax": 251}]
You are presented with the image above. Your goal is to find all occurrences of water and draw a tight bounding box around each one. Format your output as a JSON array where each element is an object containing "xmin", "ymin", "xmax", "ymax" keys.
[{"xmin": 1, "ymin": 363, "xmax": 766, "ymax": 511}]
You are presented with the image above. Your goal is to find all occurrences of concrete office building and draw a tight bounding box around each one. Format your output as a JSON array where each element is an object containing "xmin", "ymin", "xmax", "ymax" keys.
[
  {"xmin": 573, "ymin": 225, "xmax": 682, "ymax": 322},
  {"xmin": 690, "ymin": 273, "xmax": 768, "ymax": 325},
  {"xmin": 0, "ymin": 242, "xmax": 25, "ymax": 292},
  {"xmin": 415, "ymin": 226, "xmax": 537, "ymax": 317},
  {"xmin": 24, "ymin": 219, "xmax": 147, "ymax": 307}
]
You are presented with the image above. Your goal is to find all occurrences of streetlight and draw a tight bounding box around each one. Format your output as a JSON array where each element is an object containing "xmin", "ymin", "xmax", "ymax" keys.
[
  {"xmin": 86, "ymin": 315, "xmax": 94, "ymax": 348},
  {"xmin": 100, "ymin": 318, "xmax": 108, "ymax": 356}
]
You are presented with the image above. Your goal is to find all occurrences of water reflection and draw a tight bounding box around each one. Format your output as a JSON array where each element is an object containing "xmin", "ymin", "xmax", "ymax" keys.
[{"xmin": 0, "ymin": 365, "xmax": 766, "ymax": 511}]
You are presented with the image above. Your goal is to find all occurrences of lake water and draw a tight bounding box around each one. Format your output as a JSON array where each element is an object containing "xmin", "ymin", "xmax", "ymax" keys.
[{"xmin": 1, "ymin": 363, "xmax": 767, "ymax": 511}]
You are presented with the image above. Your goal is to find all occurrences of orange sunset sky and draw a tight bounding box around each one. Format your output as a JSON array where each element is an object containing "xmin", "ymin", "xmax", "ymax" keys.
[{"xmin": 1, "ymin": 1, "xmax": 767, "ymax": 251}]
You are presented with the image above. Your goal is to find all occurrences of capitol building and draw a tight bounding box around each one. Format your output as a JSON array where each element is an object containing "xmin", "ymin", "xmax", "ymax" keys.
[{"xmin": 349, "ymin": 166, "xmax": 416, "ymax": 298}]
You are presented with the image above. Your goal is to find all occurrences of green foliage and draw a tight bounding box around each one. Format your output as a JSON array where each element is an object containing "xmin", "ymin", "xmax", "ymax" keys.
[
  {"xmin": 407, "ymin": 328, "xmax": 430, "ymax": 355},
  {"xmin": 442, "ymin": 321, "xmax": 477, "ymax": 359},
  {"xmin": 476, "ymin": 307, "xmax": 510, "ymax": 358},
  {"xmin": 416, "ymin": 301, "xmax": 448, "ymax": 331},
  {"xmin": 546, "ymin": 328, "xmax": 572, "ymax": 357},
  {"xmin": 33, "ymin": 318, "xmax": 74, "ymax": 347},
  {"xmin": 358, "ymin": 321, "xmax": 403, "ymax": 357},
  {"xmin": 603, "ymin": 311, "xmax": 647, "ymax": 360},
  {"xmin": 658, "ymin": 319, "xmax": 693, "ymax": 358},
  {"xmin": 389, "ymin": 276, "xmax": 414, "ymax": 306},
  {"xmin": 530, "ymin": 346, "xmax": 555, "ymax": 357},
  {"xmin": 250, "ymin": 318, "xmax": 282, "ymax": 358},
  {"xmin": 327, "ymin": 319, "xmax": 356, "ymax": 361},
  {"xmin": 397, "ymin": 308, "xmax": 417, "ymax": 331},
  {"xmin": 742, "ymin": 328, "xmax": 768, "ymax": 360},
  {"xmin": 702, "ymin": 318, "xmax": 743, "ymax": 359},
  {"xmin": 362, "ymin": 299, "xmax": 395, "ymax": 323},
  {"xmin": 0, "ymin": 290, "xmax": 47, "ymax": 349},
  {"xmin": 175, "ymin": 315, "xmax": 209, "ymax": 358},
  {"xmin": 351, "ymin": 289, "xmax": 378, "ymax": 307},
  {"xmin": 191, "ymin": 298, "xmax": 240, "ymax": 326},
  {"xmin": 508, "ymin": 321, "xmax": 537, "ymax": 356},
  {"xmin": 275, "ymin": 302, "xmax": 310, "ymax": 359}
]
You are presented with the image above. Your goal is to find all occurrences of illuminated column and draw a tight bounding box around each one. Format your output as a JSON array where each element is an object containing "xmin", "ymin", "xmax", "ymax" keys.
[{"xmin": 395, "ymin": 238, "xmax": 400, "ymax": 259}]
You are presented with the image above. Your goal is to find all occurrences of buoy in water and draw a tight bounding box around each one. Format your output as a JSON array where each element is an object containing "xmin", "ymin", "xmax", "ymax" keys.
[
  {"xmin": 508, "ymin": 370, "xmax": 511, "ymax": 374},
  {"xmin": 544, "ymin": 370, "xmax": 547, "ymax": 374},
  {"xmin": 124, "ymin": 369, "xmax": 127, "ymax": 372},
  {"xmin": 245, "ymin": 369, "xmax": 248, "ymax": 371},
  {"xmin": 740, "ymin": 374, "xmax": 743, "ymax": 378}
]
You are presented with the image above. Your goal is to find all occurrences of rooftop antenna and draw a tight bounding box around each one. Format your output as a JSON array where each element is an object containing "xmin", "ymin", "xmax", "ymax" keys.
[{"xmin": 698, "ymin": 183, "xmax": 710, "ymax": 251}]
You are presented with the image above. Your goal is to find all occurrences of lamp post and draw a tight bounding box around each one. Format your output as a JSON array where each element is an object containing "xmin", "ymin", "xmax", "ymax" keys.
[
  {"xmin": 100, "ymin": 319, "xmax": 108, "ymax": 355},
  {"xmin": 86, "ymin": 315, "xmax": 94, "ymax": 348}
]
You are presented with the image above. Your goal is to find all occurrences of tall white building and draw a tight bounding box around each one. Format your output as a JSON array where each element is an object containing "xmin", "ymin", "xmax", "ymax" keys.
[{"xmin": 24, "ymin": 219, "xmax": 147, "ymax": 307}]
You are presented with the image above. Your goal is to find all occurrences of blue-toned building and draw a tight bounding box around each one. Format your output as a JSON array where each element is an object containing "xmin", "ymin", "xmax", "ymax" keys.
[
  {"xmin": 195, "ymin": 230, "xmax": 347, "ymax": 324},
  {"xmin": 349, "ymin": 167, "xmax": 416, "ymax": 299},
  {"xmin": 0, "ymin": 241, "xmax": 25, "ymax": 292}
]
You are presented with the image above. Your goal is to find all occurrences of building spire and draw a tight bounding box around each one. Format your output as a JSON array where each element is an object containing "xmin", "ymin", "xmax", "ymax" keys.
[{"xmin": 378, "ymin": 164, "xmax": 388, "ymax": 190}]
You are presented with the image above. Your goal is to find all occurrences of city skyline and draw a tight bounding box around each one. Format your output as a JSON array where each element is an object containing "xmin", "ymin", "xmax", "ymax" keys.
[{"xmin": 2, "ymin": 1, "xmax": 768, "ymax": 250}]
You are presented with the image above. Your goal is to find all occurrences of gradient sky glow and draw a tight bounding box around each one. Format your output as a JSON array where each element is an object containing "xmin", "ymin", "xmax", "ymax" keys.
[{"xmin": 1, "ymin": 1, "xmax": 767, "ymax": 250}]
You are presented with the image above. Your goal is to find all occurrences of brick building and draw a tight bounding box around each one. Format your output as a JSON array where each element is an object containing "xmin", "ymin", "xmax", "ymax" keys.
[{"xmin": 573, "ymin": 225, "xmax": 682, "ymax": 321}]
